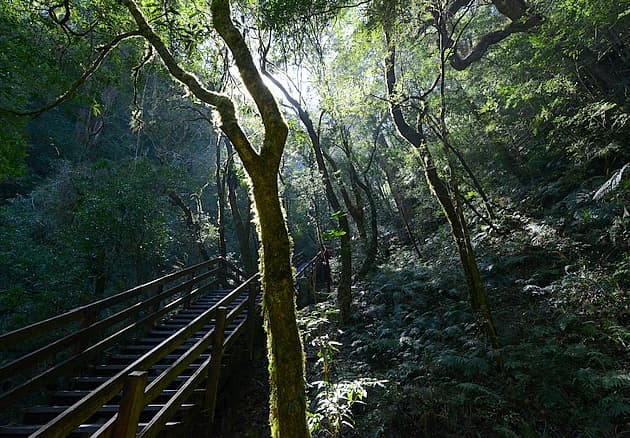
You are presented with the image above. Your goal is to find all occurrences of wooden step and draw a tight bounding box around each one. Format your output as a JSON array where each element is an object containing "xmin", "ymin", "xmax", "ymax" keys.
[
  {"xmin": 0, "ymin": 421, "xmax": 183, "ymax": 438},
  {"xmin": 50, "ymin": 388, "xmax": 205, "ymax": 405},
  {"xmin": 70, "ymin": 375, "xmax": 192, "ymax": 390},
  {"xmin": 107, "ymin": 353, "xmax": 210, "ymax": 365},
  {"xmin": 0, "ymin": 284, "xmax": 251, "ymax": 438},
  {"xmin": 22, "ymin": 403, "xmax": 195, "ymax": 424},
  {"xmin": 89, "ymin": 362, "xmax": 206, "ymax": 377},
  {"xmin": 121, "ymin": 343, "xmax": 202, "ymax": 354},
  {"xmin": 145, "ymin": 327, "xmax": 215, "ymax": 338}
]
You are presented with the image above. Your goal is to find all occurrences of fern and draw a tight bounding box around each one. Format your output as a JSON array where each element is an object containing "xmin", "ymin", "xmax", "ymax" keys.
[
  {"xmin": 456, "ymin": 382, "xmax": 502, "ymax": 401},
  {"xmin": 601, "ymin": 371, "xmax": 630, "ymax": 390},
  {"xmin": 592, "ymin": 162, "xmax": 629, "ymax": 201},
  {"xmin": 436, "ymin": 353, "xmax": 490, "ymax": 378},
  {"xmin": 599, "ymin": 395, "xmax": 630, "ymax": 417}
]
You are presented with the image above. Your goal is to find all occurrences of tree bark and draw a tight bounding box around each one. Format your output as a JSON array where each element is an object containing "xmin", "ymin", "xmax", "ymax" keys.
[
  {"xmin": 322, "ymin": 149, "xmax": 367, "ymax": 242},
  {"xmin": 262, "ymin": 70, "xmax": 353, "ymax": 324},
  {"xmin": 215, "ymin": 135, "xmax": 227, "ymax": 258},
  {"xmin": 121, "ymin": 0, "xmax": 309, "ymax": 435},
  {"xmin": 376, "ymin": 136, "xmax": 422, "ymax": 257},
  {"xmin": 224, "ymin": 138, "xmax": 257, "ymax": 276},
  {"xmin": 167, "ymin": 189, "xmax": 211, "ymax": 261},
  {"xmin": 356, "ymin": 171, "xmax": 379, "ymax": 277},
  {"xmin": 384, "ymin": 27, "xmax": 499, "ymax": 348},
  {"xmin": 249, "ymin": 167, "xmax": 308, "ymax": 437}
]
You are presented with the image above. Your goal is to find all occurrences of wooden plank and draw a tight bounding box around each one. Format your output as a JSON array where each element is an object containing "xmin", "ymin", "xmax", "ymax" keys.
[
  {"xmin": 296, "ymin": 254, "xmax": 320, "ymax": 277},
  {"xmin": 139, "ymin": 356, "xmax": 212, "ymax": 438},
  {"xmin": 247, "ymin": 281, "xmax": 259, "ymax": 360},
  {"xmin": 0, "ymin": 288, "xmax": 203, "ymax": 409},
  {"xmin": 223, "ymin": 319, "xmax": 247, "ymax": 351},
  {"xmin": 0, "ymin": 258, "xmax": 219, "ymax": 349},
  {"xmin": 112, "ymin": 371, "xmax": 148, "ymax": 438},
  {"xmin": 226, "ymin": 299, "xmax": 249, "ymax": 325},
  {"xmin": 6, "ymin": 261, "xmax": 261, "ymax": 438},
  {"xmin": 0, "ymin": 275, "xmax": 218, "ymax": 384},
  {"xmin": 143, "ymin": 325, "xmax": 217, "ymax": 403},
  {"xmin": 29, "ymin": 279, "xmax": 247, "ymax": 437},
  {"xmin": 205, "ymin": 306, "xmax": 226, "ymax": 422}
]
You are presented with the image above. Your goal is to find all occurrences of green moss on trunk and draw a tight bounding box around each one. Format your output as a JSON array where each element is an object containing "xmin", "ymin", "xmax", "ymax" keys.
[{"xmin": 251, "ymin": 171, "xmax": 309, "ymax": 437}]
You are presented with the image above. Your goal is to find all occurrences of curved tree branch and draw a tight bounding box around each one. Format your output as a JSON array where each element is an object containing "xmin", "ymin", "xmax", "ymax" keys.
[
  {"xmin": 49, "ymin": 1, "xmax": 71, "ymax": 25},
  {"xmin": 450, "ymin": 14, "xmax": 542, "ymax": 70},
  {"xmin": 0, "ymin": 31, "xmax": 141, "ymax": 118},
  {"xmin": 210, "ymin": 0, "xmax": 288, "ymax": 168},
  {"xmin": 120, "ymin": 0, "xmax": 260, "ymax": 171}
]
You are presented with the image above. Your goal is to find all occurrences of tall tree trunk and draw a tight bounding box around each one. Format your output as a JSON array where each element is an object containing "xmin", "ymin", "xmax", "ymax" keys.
[
  {"xmin": 375, "ymin": 137, "xmax": 422, "ymax": 257},
  {"xmin": 356, "ymin": 172, "xmax": 379, "ymax": 277},
  {"xmin": 122, "ymin": 1, "xmax": 310, "ymax": 435},
  {"xmin": 250, "ymin": 167, "xmax": 307, "ymax": 437},
  {"xmin": 167, "ymin": 189, "xmax": 211, "ymax": 261},
  {"xmin": 224, "ymin": 138, "xmax": 257, "ymax": 275},
  {"xmin": 216, "ymin": 135, "xmax": 227, "ymax": 258},
  {"xmin": 262, "ymin": 70, "xmax": 353, "ymax": 324},
  {"xmin": 338, "ymin": 130, "xmax": 378, "ymax": 276},
  {"xmin": 322, "ymin": 148, "xmax": 367, "ymax": 243},
  {"xmin": 384, "ymin": 27, "xmax": 499, "ymax": 348},
  {"xmin": 314, "ymin": 140, "xmax": 352, "ymax": 323}
]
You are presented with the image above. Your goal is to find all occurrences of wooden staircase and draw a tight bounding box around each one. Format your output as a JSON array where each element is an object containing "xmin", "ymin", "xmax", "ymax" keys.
[
  {"xmin": 0, "ymin": 258, "xmax": 260, "ymax": 437},
  {"xmin": 0, "ymin": 254, "xmax": 323, "ymax": 437}
]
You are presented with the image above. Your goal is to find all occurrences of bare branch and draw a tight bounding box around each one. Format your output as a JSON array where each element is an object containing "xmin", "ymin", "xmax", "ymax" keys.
[
  {"xmin": 131, "ymin": 44, "xmax": 155, "ymax": 111},
  {"xmin": 120, "ymin": 0, "xmax": 260, "ymax": 170},
  {"xmin": 450, "ymin": 14, "xmax": 542, "ymax": 70},
  {"xmin": 0, "ymin": 31, "xmax": 141, "ymax": 118}
]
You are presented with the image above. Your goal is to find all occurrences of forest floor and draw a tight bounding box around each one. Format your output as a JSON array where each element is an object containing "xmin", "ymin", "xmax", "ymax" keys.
[
  {"xmin": 209, "ymin": 349, "xmax": 270, "ymax": 437},
  {"xmin": 211, "ymin": 211, "xmax": 628, "ymax": 437},
  {"xmin": 303, "ymin": 214, "xmax": 628, "ymax": 437}
]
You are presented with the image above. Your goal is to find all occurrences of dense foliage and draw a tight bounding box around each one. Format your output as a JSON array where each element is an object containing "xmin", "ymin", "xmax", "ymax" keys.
[{"xmin": 0, "ymin": 0, "xmax": 628, "ymax": 436}]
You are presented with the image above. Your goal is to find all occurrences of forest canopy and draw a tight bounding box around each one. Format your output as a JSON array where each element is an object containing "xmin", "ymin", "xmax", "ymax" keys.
[{"xmin": 0, "ymin": 0, "xmax": 628, "ymax": 436}]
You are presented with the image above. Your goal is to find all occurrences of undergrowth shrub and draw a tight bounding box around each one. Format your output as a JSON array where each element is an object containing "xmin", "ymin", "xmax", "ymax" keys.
[{"xmin": 341, "ymin": 242, "xmax": 629, "ymax": 437}]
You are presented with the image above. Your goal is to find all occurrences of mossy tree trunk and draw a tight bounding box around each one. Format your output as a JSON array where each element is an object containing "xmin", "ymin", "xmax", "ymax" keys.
[
  {"xmin": 384, "ymin": 28, "xmax": 499, "ymax": 348},
  {"xmin": 215, "ymin": 134, "xmax": 227, "ymax": 258},
  {"xmin": 322, "ymin": 148, "xmax": 367, "ymax": 243},
  {"xmin": 310, "ymin": 127, "xmax": 352, "ymax": 323},
  {"xmin": 334, "ymin": 126, "xmax": 378, "ymax": 277},
  {"xmin": 355, "ymin": 170, "xmax": 379, "ymax": 277},
  {"xmin": 122, "ymin": 0, "xmax": 309, "ymax": 435},
  {"xmin": 262, "ymin": 71, "xmax": 353, "ymax": 324},
  {"xmin": 302, "ymin": 121, "xmax": 353, "ymax": 324},
  {"xmin": 249, "ymin": 168, "xmax": 307, "ymax": 436},
  {"xmin": 224, "ymin": 137, "xmax": 257, "ymax": 276}
]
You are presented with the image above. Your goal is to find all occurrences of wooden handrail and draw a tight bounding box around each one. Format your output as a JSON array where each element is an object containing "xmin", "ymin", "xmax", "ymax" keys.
[
  {"xmin": 30, "ymin": 271, "xmax": 261, "ymax": 437},
  {"xmin": 0, "ymin": 268, "xmax": 219, "ymax": 383},
  {"xmin": 138, "ymin": 295, "xmax": 254, "ymax": 438},
  {"xmin": 0, "ymin": 258, "xmax": 221, "ymax": 348},
  {"xmin": 0, "ymin": 257, "xmax": 268, "ymax": 438},
  {"xmin": 0, "ymin": 282, "xmax": 213, "ymax": 409},
  {"xmin": 113, "ymin": 371, "xmax": 147, "ymax": 438},
  {"xmin": 296, "ymin": 253, "xmax": 321, "ymax": 278},
  {"xmin": 92, "ymin": 276, "xmax": 260, "ymax": 438}
]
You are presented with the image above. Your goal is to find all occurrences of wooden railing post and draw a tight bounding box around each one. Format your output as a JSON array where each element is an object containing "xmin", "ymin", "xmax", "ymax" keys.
[
  {"xmin": 183, "ymin": 271, "xmax": 196, "ymax": 308},
  {"xmin": 150, "ymin": 284, "xmax": 164, "ymax": 327},
  {"xmin": 247, "ymin": 281, "xmax": 259, "ymax": 360},
  {"xmin": 76, "ymin": 308, "xmax": 97, "ymax": 353},
  {"xmin": 204, "ymin": 307, "xmax": 227, "ymax": 425},
  {"xmin": 113, "ymin": 371, "xmax": 147, "ymax": 438},
  {"xmin": 218, "ymin": 259, "xmax": 228, "ymax": 289}
]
